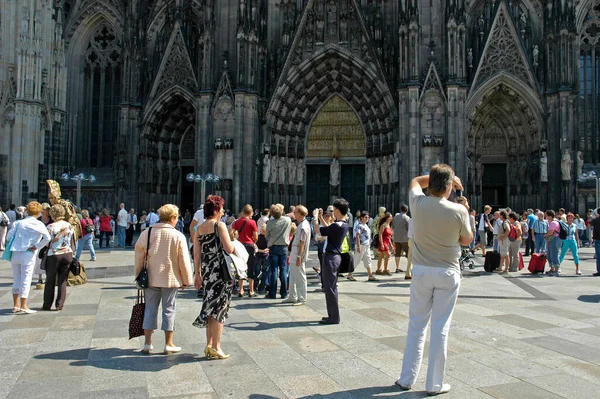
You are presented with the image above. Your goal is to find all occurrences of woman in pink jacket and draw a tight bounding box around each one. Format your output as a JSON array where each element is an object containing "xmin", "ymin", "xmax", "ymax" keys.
[{"xmin": 134, "ymin": 204, "xmax": 193, "ymax": 355}]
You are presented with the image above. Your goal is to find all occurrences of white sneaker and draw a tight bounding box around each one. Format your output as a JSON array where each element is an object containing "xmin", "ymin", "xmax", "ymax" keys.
[
  {"xmin": 427, "ymin": 384, "xmax": 451, "ymax": 396},
  {"xmin": 164, "ymin": 345, "xmax": 182, "ymax": 354},
  {"xmin": 394, "ymin": 380, "xmax": 411, "ymax": 391},
  {"xmin": 282, "ymin": 298, "xmax": 297, "ymax": 304},
  {"xmin": 576, "ymin": 270, "xmax": 582, "ymax": 275},
  {"xmin": 292, "ymin": 301, "xmax": 306, "ymax": 306},
  {"xmin": 142, "ymin": 344, "xmax": 153, "ymax": 354}
]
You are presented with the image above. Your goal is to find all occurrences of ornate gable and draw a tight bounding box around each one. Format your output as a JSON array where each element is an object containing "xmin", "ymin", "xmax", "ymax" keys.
[
  {"xmin": 420, "ymin": 63, "xmax": 446, "ymax": 101},
  {"xmin": 212, "ymin": 69, "xmax": 235, "ymax": 121},
  {"xmin": 279, "ymin": 0, "xmax": 386, "ymax": 83},
  {"xmin": 148, "ymin": 20, "xmax": 198, "ymax": 101},
  {"xmin": 470, "ymin": 1, "xmax": 536, "ymax": 92}
]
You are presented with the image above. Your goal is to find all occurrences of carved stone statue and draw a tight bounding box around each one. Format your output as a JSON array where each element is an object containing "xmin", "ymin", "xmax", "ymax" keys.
[
  {"xmin": 474, "ymin": 157, "xmax": 483, "ymax": 185},
  {"xmin": 366, "ymin": 158, "xmax": 373, "ymax": 185},
  {"xmin": 381, "ymin": 157, "xmax": 389, "ymax": 184},
  {"xmin": 262, "ymin": 154, "xmax": 270, "ymax": 183},
  {"xmin": 288, "ymin": 158, "xmax": 296, "ymax": 184},
  {"xmin": 519, "ymin": 158, "xmax": 528, "ymax": 183},
  {"xmin": 561, "ymin": 149, "xmax": 572, "ymax": 181},
  {"xmin": 269, "ymin": 155, "xmax": 278, "ymax": 184},
  {"xmin": 392, "ymin": 153, "xmax": 399, "ymax": 183},
  {"xmin": 468, "ymin": 48, "xmax": 473, "ymax": 68},
  {"xmin": 329, "ymin": 157, "xmax": 340, "ymax": 186},
  {"xmin": 373, "ymin": 157, "xmax": 381, "ymax": 185},
  {"xmin": 296, "ymin": 159, "xmax": 305, "ymax": 185},
  {"xmin": 278, "ymin": 156, "xmax": 286, "ymax": 184},
  {"xmin": 540, "ymin": 152, "xmax": 548, "ymax": 182},
  {"xmin": 533, "ymin": 45, "xmax": 539, "ymax": 68},
  {"xmin": 577, "ymin": 151, "xmax": 584, "ymax": 179}
]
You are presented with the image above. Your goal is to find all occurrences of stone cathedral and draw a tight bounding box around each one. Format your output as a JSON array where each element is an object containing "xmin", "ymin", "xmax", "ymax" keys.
[{"xmin": 0, "ymin": 0, "xmax": 599, "ymax": 214}]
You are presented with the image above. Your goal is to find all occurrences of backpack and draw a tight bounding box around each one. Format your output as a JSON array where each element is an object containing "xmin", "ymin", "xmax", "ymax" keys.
[
  {"xmin": 84, "ymin": 218, "xmax": 95, "ymax": 233},
  {"xmin": 558, "ymin": 221, "xmax": 568, "ymax": 240},
  {"xmin": 508, "ymin": 223, "xmax": 518, "ymax": 242}
]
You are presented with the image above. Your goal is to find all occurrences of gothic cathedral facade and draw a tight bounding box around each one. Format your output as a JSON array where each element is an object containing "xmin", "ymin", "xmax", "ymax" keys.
[{"xmin": 1, "ymin": 0, "xmax": 599, "ymax": 213}]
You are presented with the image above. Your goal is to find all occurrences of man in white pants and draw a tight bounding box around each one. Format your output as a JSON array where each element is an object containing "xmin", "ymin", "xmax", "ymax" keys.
[
  {"xmin": 354, "ymin": 211, "xmax": 378, "ymax": 282},
  {"xmin": 286, "ymin": 205, "xmax": 310, "ymax": 305},
  {"xmin": 396, "ymin": 164, "xmax": 473, "ymax": 396}
]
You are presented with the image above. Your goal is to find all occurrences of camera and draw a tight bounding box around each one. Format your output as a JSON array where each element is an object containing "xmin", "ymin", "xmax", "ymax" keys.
[{"xmin": 455, "ymin": 190, "xmax": 462, "ymax": 198}]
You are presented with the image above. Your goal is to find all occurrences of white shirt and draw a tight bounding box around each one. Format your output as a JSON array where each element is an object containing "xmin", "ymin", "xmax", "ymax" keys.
[
  {"xmin": 6, "ymin": 216, "xmax": 51, "ymax": 253},
  {"xmin": 193, "ymin": 209, "xmax": 205, "ymax": 224},
  {"xmin": 6, "ymin": 210, "xmax": 17, "ymax": 226},
  {"xmin": 493, "ymin": 218, "xmax": 502, "ymax": 234},
  {"xmin": 117, "ymin": 208, "xmax": 128, "ymax": 227},
  {"xmin": 257, "ymin": 215, "xmax": 269, "ymax": 232},
  {"xmin": 147, "ymin": 212, "xmax": 159, "ymax": 226},
  {"xmin": 0, "ymin": 211, "xmax": 8, "ymax": 226},
  {"xmin": 479, "ymin": 214, "xmax": 488, "ymax": 231}
]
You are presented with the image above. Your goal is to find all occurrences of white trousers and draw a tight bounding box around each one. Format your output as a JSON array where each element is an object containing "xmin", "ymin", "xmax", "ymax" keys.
[
  {"xmin": 399, "ymin": 264, "xmax": 461, "ymax": 392},
  {"xmin": 12, "ymin": 250, "xmax": 37, "ymax": 298},
  {"xmin": 354, "ymin": 246, "xmax": 372, "ymax": 271},
  {"xmin": 288, "ymin": 248, "xmax": 307, "ymax": 303},
  {"xmin": 0, "ymin": 225, "xmax": 7, "ymax": 250}
]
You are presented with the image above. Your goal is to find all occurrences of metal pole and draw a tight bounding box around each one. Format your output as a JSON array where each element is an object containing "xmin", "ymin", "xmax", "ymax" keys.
[
  {"xmin": 201, "ymin": 180, "xmax": 206, "ymax": 205},
  {"xmin": 76, "ymin": 179, "xmax": 82, "ymax": 209},
  {"xmin": 596, "ymin": 178, "xmax": 599, "ymax": 210}
]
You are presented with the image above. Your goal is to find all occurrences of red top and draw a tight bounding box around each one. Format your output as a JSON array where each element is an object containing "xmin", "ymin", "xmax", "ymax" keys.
[
  {"xmin": 99, "ymin": 215, "xmax": 112, "ymax": 232},
  {"xmin": 232, "ymin": 217, "xmax": 258, "ymax": 245},
  {"xmin": 378, "ymin": 226, "xmax": 392, "ymax": 252}
]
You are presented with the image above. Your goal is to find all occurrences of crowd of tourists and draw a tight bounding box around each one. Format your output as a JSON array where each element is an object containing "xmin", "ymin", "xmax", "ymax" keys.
[{"xmin": 2, "ymin": 163, "xmax": 600, "ymax": 396}]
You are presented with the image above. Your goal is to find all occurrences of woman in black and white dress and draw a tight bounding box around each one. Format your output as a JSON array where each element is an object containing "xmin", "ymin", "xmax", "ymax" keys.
[{"xmin": 192, "ymin": 195, "xmax": 234, "ymax": 360}]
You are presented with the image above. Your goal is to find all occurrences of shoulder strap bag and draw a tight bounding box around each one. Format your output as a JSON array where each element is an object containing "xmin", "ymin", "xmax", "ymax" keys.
[
  {"xmin": 214, "ymin": 222, "xmax": 235, "ymax": 283},
  {"xmin": 135, "ymin": 227, "xmax": 152, "ymax": 289},
  {"xmin": 1, "ymin": 224, "xmax": 17, "ymax": 261},
  {"xmin": 69, "ymin": 230, "xmax": 81, "ymax": 276}
]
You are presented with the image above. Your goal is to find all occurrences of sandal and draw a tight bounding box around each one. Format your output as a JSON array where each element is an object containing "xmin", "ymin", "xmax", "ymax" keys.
[
  {"xmin": 346, "ymin": 276, "xmax": 357, "ymax": 281},
  {"xmin": 12, "ymin": 307, "xmax": 21, "ymax": 313},
  {"xmin": 367, "ymin": 277, "xmax": 379, "ymax": 282}
]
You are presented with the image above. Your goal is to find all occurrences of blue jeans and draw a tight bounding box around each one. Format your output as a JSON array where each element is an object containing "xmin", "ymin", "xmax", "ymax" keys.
[
  {"xmin": 117, "ymin": 225, "xmax": 126, "ymax": 248},
  {"xmin": 75, "ymin": 234, "xmax": 96, "ymax": 260},
  {"xmin": 546, "ymin": 237, "xmax": 561, "ymax": 268},
  {"xmin": 268, "ymin": 245, "xmax": 289, "ymax": 299},
  {"xmin": 534, "ymin": 234, "xmax": 546, "ymax": 253},
  {"xmin": 595, "ymin": 241, "xmax": 600, "ymax": 273}
]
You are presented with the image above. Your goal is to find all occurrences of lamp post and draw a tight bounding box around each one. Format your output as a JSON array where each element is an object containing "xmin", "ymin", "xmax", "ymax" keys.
[
  {"xmin": 61, "ymin": 173, "xmax": 96, "ymax": 209},
  {"xmin": 578, "ymin": 171, "xmax": 599, "ymax": 210},
  {"xmin": 186, "ymin": 173, "xmax": 220, "ymax": 204}
]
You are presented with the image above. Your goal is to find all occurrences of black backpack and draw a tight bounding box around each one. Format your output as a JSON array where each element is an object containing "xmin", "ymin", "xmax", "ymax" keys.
[{"xmin": 558, "ymin": 221, "xmax": 568, "ymax": 240}]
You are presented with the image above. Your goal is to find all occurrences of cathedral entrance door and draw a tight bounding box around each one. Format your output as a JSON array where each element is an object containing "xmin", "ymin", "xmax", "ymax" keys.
[
  {"xmin": 306, "ymin": 165, "xmax": 330, "ymax": 212},
  {"xmin": 482, "ymin": 163, "xmax": 507, "ymax": 209},
  {"xmin": 341, "ymin": 165, "xmax": 365, "ymax": 213}
]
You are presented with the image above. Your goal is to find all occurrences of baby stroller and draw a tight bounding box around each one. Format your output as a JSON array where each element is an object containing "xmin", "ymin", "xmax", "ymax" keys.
[{"xmin": 459, "ymin": 246, "xmax": 475, "ymax": 271}]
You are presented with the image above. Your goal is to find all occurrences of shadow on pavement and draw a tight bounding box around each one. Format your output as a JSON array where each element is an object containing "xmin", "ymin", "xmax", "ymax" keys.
[
  {"xmin": 227, "ymin": 320, "xmax": 320, "ymax": 331},
  {"xmin": 250, "ymin": 384, "xmax": 430, "ymax": 398},
  {"xmin": 578, "ymin": 294, "xmax": 600, "ymax": 303},
  {"xmin": 34, "ymin": 348, "xmax": 201, "ymax": 371}
]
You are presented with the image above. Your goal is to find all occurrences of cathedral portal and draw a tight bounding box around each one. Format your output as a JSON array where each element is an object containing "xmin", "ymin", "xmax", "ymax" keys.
[{"xmin": 305, "ymin": 95, "xmax": 365, "ymax": 212}]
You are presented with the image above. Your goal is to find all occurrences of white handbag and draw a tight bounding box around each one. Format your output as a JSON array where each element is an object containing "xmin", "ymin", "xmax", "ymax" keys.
[{"xmin": 230, "ymin": 240, "xmax": 249, "ymax": 280}]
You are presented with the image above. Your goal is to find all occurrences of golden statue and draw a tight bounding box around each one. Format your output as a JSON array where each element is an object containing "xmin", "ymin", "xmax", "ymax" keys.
[{"xmin": 47, "ymin": 180, "xmax": 82, "ymax": 239}]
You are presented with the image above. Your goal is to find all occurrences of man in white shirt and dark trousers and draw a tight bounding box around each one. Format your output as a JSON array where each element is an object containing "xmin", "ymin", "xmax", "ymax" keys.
[
  {"xmin": 146, "ymin": 209, "xmax": 159, "ymax": 227},
  {"xmin": 125, "ymin": 208, "xmax": 138, "ymax": 247},
  {"xmin": 396, "ymin": 164, "xmax": 472, "ymax": 396},
  {"xmin": 116, "ymin": 203, "xmax": 128, "ymax": 248}
]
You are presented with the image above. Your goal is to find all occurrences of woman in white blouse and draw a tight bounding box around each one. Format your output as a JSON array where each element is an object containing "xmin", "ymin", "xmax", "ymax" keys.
[{"xmin": 6, "ymin": 202, "xmax": 50, "ymax": 314}]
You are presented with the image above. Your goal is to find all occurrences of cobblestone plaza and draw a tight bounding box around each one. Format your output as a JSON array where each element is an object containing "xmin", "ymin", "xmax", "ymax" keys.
[{"xmin": 1, "ymin": 247, "xmax": 600, "ymax": 399}]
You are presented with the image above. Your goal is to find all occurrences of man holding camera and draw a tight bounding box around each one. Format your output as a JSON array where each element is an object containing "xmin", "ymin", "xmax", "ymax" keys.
[
  {"xmin": 396, "ymin": 164, "xmax": 472, "ymax": 396},
  {"xmin": 312, "ymin": 198, "xmax": 349, "ymax": 325}
]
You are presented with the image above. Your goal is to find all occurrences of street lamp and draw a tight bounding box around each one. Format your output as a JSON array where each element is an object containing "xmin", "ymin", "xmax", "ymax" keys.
[
  {"xmin": 61, "ymin": 172, "xmax": 96, "ymax": 209},
  {"xmin": 186, "ymin": 173, "xmax": 220, "ymax": 204},
  {"xmin": 578, "ymin": 171, "xmax": 599, "ymax": 210}
]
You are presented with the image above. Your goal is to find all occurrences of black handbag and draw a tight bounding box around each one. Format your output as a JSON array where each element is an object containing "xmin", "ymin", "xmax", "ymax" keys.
[
  {"xmin": 135, "ymin": 227, "xmax": 152, "ymax": 289},
  {"xmin": 128, "ymin": 289, "xmax": 145, "ymax": 339},
  {"xmin": 214, "ymin": 223, "xmax": 235, "ymax": 283},
  {"xmin": 69, "ymin": 236, "xmax": 81, "ymax": 275},
  {"xmin": 339, "ymin": 252, "xmax": 355, "ymax": 274}
]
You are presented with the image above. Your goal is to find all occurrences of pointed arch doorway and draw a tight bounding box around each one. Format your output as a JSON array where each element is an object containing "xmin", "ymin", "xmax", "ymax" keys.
[{"xmin": 305, "ymin": 95, "xmax": 366, "ymax": 212}]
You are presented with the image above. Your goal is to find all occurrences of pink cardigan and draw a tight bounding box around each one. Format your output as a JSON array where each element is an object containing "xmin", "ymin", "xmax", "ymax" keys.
[{"xmin": 134, "ymin": 223, "xmax": 193, "ymax": 288}]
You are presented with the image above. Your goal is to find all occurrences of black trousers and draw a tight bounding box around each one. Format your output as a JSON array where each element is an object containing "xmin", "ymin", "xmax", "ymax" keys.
[
  {"xmin": 525, "ymin": 233, "xmax": 535, "ymax": 255},
  {"xmin": 126, "ymin": 225, "xmax": 135, "ymax": 246},
  {"xmin": 43, "ymin": 253, "xmax": 72, "ymax": 309},
  {"xmin": 99, "ymin": 231, "xmax": 111, "ymax": 247},
  {"xmin": 322, "ymin": 253, "xmax": 341, "ymax": 323}
]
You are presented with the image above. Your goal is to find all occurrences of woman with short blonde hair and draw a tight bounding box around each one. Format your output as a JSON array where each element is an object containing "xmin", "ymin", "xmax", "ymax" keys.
[
  {"xmin": 76, "ymin": 209, "xmax": 96, "ymax": 262},
  {"xmin": 6, "ymin": 201, "xmax": 50, "ymax": 313},
  {"xmin": 135, "ymin": 203, "xmax": 193, "ymax": 354},
  {"xmin": 44, "ymin": 204, "xmax": 75, "ymax": 311}
]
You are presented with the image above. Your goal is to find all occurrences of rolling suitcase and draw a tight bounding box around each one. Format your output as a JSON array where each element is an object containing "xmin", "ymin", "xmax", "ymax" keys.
[
  {"xmin": 528, "ymin": 253, "xmax": 546, "ymax": 274},
  {"xmin": 484, "ymin": 252, "xmax": 500, "ymax": 272}
]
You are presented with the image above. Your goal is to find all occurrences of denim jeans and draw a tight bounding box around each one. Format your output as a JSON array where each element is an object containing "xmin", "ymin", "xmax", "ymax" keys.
[
  {"xmin": 75, "ymin": 234, "xmax": 96, "ymax": 260},
  {"xmin": 117, "ymin": 225, "xmax": 126, "ymax": 248},
  {"xmin": 268, "ymin": 245, "xmax": 289, "ymax": 298},
  {"xmin": 254, "ymin": 255, "xmax": 270, "ymax": 292},
  {"xmin": 595, "ymin": 241, "xmax": 600, "ymax": 273},
  {"xmin": 546, "ymin": 237, "xmax": 561, "ymax": 268},
  {"xmin": 534, "ymin": 234, "xmax": 546, "ymax": 253}
]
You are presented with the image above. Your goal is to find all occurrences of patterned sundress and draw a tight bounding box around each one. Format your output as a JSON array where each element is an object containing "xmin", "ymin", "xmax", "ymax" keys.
[{"xmin": 192, "ymin": 230, "xmax": 233, "ymax": 328}]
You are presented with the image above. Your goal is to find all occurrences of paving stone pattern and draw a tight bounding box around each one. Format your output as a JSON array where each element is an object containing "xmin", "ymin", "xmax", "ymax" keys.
[{"xmin": 1, "ymin": 247, "xmax": 600, "ymax": 398}]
